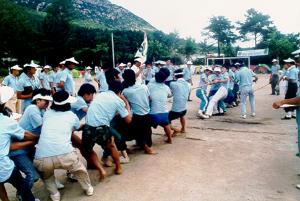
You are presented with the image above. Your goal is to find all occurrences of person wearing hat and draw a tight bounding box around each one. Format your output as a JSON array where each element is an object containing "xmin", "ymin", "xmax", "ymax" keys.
[
  {"xmin": 183, "ymin": 61, "xmax": 193, "ymax": 101},
  {"xmin": 127, "ymin": 62, "xmax": 132, "ymax": 69},
  {"xmin": 16, "ymin": 61, "xmax": 41, "ymax": 112},
  {"xmin": 168, "ymin": 69, "xmax": 190, "ymax": 134},
  {"xmin": 270, "ymin": 59, "xmax": 280, "ymax": 95},
  {"xmin": 117, "ymin": 63, "xmax": 127, "ymax": 78},
  {"xmin": 122, "ymin": 69, "xmax": 155, "ymax": 154},
  {"xmin": 143, "ymin": 61, "xmax": 155, "ymax": 85},
  {"xmin": 0, "ymin": 86, "xmax": 39, "ymax": 201},
  {"xmin": 147, "ymin": 68, "xmax": 173, "ymax": 143},
  {"xmin": 53, "ymin": 60, "xmax": 65, "ymax": 92},
  {"xmin": 203, "ymin": 66, "xmax": 229, "ymax": 118},
  {"xmin": 165, "ymin": 60, "xmax": 175, "ymax": 87},
  {"xmin": 9, "ymin": 89, "xmax": 53, "ymax": 197},
  {"xmin": 1, "ymin": 65, "xmax": 23, "ymax": 113},
  {"xmin": 82, "ymin": 81, "xmax": 132, "ymax": 175},
  {"xmin": 84, "ymin": 66, "xmax": 93, "ymax": 84},
  {"xmin": 131, "ymin": 57, "xmax": 145, "ymax": 85},
  {"xmin": 281, "ymin": 58, "xmax": 299, "ymax": 119},
  {"xmin": 49, "ymin": 64, "xmax": 60, "ymax": 95},
  {"xmin": 34, "ymin": 90, "xmax": 94, "ymax": 201},
  {"xmin": 39, "ymin": 65, "xmax": 52, "ymax": 91},
  {"xmin": 235, "ymin": 62, "xmax": 258, "ymax": 119},
  {"xmin": 196, "ymin": 66, "xmax": 212, "ymax": 118},
  {"xmin": 56, "ymin": 57, "xmax": 78, "ymax": 95},
  {"xmin": 94, "ymin": 67, "xmax": 109, "ymax": 93}
]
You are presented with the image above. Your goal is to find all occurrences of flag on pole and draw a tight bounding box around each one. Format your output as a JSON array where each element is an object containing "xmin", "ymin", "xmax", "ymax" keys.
[{"xmin": 134, "ymin": 32, "xmax": 148, "ymax": 63}]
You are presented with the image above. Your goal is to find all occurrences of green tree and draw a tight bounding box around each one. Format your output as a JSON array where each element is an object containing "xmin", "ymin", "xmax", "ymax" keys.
[
  {"xmin": 239, "ymin": 8, "xmax": 274, "ymax": 48},
  {"xmin": 40, "ymin": 0, "xmax": 74, "ymax": 64},
  {"xmin": 183, "ymin": 38, "xmax": 197, "ymax": 59},
  {"xmin": 205, "ymin": 16, "xmax": 237, "ymax": 56}
]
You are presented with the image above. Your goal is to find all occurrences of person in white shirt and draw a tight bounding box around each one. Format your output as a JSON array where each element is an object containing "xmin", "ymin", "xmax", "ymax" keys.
[{"xmin": 131, "ymin": 58, "xmax": 144, "ymax": 85}]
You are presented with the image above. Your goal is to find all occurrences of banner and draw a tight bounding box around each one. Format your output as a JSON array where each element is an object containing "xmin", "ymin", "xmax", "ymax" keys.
[
  {"xmin": 134, "ymin": 32, "xmax": 148, "ymax": 63},
  {"xmin": 237, "ymin": 49, "xmax": 269, "ymax": 57}
]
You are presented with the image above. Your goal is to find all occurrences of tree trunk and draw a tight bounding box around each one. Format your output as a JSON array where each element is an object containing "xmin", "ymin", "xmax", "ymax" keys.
[
  {"xmin": 254, "ymin": 33, "xmax": 257, "ymax": 48},
  {"xmin": 217, "ymin": 40, "xmax": 220, "ymax": 56}
]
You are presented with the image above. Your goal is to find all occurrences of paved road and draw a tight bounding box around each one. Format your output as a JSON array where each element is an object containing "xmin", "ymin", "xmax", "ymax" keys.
[{"xmin": 6, "ymin": 74, "xmax": 300, "ymax": 201}]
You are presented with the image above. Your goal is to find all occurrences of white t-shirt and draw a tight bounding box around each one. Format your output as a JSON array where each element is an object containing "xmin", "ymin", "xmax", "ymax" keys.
[{"xmin": 131, "ymin": 65, "xmax": 143, "ymax": 85}]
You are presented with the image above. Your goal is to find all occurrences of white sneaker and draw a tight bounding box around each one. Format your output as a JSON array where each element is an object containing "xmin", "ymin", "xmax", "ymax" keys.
[
  {"xmin": 50, "ymin": 191, "xmax": 60, "ymax": 201},
  {"xmin": 85, "ymin": 186, "xmax": 94, "ymax": 196},
  {"xmin": 197, "ymin": 111, "xmax": 209, "ymax": 119},
  {"xmin": 296, "ymin": 184, "xmax": 300, "ymax": 189},
  {"xmin": 251, "ymin": 113, "xmax": 256, "ymax": 117},
  {"xmin": 55, "ymin": 179, "xmax": 65, "ymax": 189},
  {"xmin": 120, "ymin": 156, "xmax": 130, "ymax": 164},
  {"xmin": 35, "ymin": 199, "xmax": 41, "ymax": 201},
  {"xmin": 241, "ymin": 115, "xmax": 246, "ymax": 119}
]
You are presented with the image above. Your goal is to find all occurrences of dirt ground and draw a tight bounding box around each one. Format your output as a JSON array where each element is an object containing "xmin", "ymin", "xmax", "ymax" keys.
[{"xmin": 5, "ymin": 74, "xmax": 300, "ymax": 201}]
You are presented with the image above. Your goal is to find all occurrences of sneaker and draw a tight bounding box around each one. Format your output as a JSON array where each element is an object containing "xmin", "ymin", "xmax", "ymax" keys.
[
  {"xmin": 120, "ymin": 156, "xmax": 130, "ymax": 164},
  {"xmin": 281, "ymin": 114, "xmax": 292, "ymax": 120},
  {"xmin": 241, "ymin": 115, "xmax": 246, "ymax": 119},
  {"xmin": 296, "ymin": 184, "xmax": 300, "ymax": 190},
  {"xmin": 251, "ymin": 113, "xmax": 256, "ymax": 117},
  {"xmin": 197, "ymin": 111, "xmax": 209, "ymax": 119},
  {"xmin": 50, "ymin": 191, "xmax": 60, "ymax": 201},
  {"xmin": 55, "ymin": 179, "xmax": 65, "ymax": 189},
  {"xmin": 85, "ymin": 186, "xmax": 94, "ymax": 196}
]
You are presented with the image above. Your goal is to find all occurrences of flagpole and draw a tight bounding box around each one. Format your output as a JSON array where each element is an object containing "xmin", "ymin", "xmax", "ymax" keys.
[{"xmin": 111, "ymin": 32, "xmax": 115, "ymax": 68}]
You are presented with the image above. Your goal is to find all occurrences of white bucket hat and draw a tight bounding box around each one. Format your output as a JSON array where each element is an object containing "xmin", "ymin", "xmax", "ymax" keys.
[
  {"xmin": 86, "ymin": 66, "xmax": 92, "ymax": 70},
  {"xmin": 10, "ymin": 65, "xmax": 22, "ymax": 71},
  {"xmin": 65, "ymin": 57, "xmax": 79, "ymax": 65},
  {"xmin": 284, "ymin": 58, "xmax": 295, "ymax": 63},
  {"xmin": 272, "ymin": 59, "xmax": 278, "ymax": 62},
  {"xmin": 32, "ymin": 94, "xmax": 53, "ymax": 101},
  {"xmin": 54, "ymin": 95, "xmax": 76, "ymax": 105},
  {"xmin": 59, "ymin": 60, "xmax": 66, "ymax": 65},
  {"xmin": 24, "ymin": 61, "xmax": 40, "ymax": 68},
  {"xmin": 119, "ymin": 63, "xmax": 126, "ymax": 67},
  {"xmin": 214, "ymin": 67, "xmax": 221, "ymax": 72},
  {"xmin": 187, "ymin": 61, "xmax": 193, "ymax": 65},
  {"xmin": 43, "ymin": 65, "xmax": 51, "ymax": 69},
  {"xmin": 0, "ymin": 86, "xmax": 14, "ymax": 105}
]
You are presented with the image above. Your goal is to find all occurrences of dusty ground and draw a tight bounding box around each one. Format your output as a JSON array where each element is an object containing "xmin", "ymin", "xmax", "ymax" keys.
[{"xmin": 5, "ymin": 74, "xmax": 300, "ymax": 201}]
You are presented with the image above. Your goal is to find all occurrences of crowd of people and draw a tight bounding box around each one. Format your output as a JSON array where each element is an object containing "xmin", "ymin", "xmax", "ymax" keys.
[{"xmin": 1, "ymin": 54, "xmax": 299, "ymax": 200}]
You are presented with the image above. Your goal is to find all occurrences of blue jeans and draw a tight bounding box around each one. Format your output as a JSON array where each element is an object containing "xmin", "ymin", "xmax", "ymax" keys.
[
  {"xmin": 196, "ymin": 89, "xmax": 208, "ymax": 111},
  {"xmin": 240, "ymin": 85, "xmax": 255, "ymax": 115},
  {"xmin": 10, "ymin": 154, "xmax": 40, "ymax": 189},
  {"xmin": 3, "ymin": 168, "xmax": 36, "ymax": 201}
]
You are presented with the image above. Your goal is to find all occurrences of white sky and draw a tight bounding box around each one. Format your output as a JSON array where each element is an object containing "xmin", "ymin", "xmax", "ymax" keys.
[{"xmin": 110, "ymin": 0, "xmax": 300, "ymax": 47}]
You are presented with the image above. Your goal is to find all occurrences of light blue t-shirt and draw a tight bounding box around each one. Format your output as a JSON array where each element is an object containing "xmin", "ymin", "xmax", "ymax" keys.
[
  {"xmin": 2, "ymin": 74, "xmax": 18, "ymax": 91},
  {"xmin": 95, "ymin": 71, "xmax": 108, "ymax": 92},
  {"xmin": 143, "ymin": 68, "xmax": 155, "ymax": 81},
  {"xmin": 84, "ymin": 72, "xmax": 93, "ymax": 83},
  {"xmin": 183, "ymin": 67, "xmax": 192, "ymax": 82},
  {"xmin": 286, "ymin": 66, "xmax": 299, "ymax": 81},
  {"xmin": 147, "ymin": 81, "xmax": 172, "ymax": 114},
  {"xmin": 48, "ymin": 71, "xmax": 58, "ymax": 87},
  {"xmin": 199, "ymin": 73, "xmax": 207, "ymax": 91},
  {"xmin": 58, "ymin": 68, "xmax": 75, "ymax": 95},
  {"xmin": 0, "ymin": 114, "xmax": 24, "ymax": 182},
  {"xmin": 220, "ymin": 71, "xmax": 230, "ymax": 89},
  {"xmin": 210, "ymin": 74, "xmax": 222, "ymax": 91},
  {"xmin": 170, "ymin": 78, "xmax": 190, "ymax": 112},
  {"xmin": 235, "ymin": 67, "xmax": 256, "ymax": 88},
  {"xmin": 35, "ymin": 110, "xmax": 80, "ymax": 159},
  {"xmin": 271, "ymin": 64, "xmax": 280, "ymax": 75},
  {"xmin": 39, "ymin": 72, "xmax": 51, "ymax": 90},
  {"xmin": 228, "ymin": 69, "xmax": 235, "ymax": 90},
  {"xmin": 122, "ymin": 84, "xmax": 150, "ymax": 115},
  {"xmin": 54, "ymin": 69, "xmax": 63, "ymax": 88},
  {"xmin": 86, "ymin": 91, "xmax": 129, "ymax": 127},
  {"xmin": 71, "ymin": 96, "xmax": 88, "ymax": 120},
  {"xmin": 16, "ymin": 73, "xmax": 41, "ymax": 111},
  {"xmin": 166, "ymin": 65, "xmax": 175, "ymax": 81}
]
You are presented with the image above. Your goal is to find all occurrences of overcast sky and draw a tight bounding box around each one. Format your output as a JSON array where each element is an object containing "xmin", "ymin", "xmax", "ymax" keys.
[{"xmin": 110, "ymin": 0, "xmax": 300, "ymax": 47}]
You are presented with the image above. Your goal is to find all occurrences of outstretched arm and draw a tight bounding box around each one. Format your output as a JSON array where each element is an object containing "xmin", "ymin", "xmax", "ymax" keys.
[{"xmin": 273, "ymin": 97, "xmax": 300, "ymax": 109}]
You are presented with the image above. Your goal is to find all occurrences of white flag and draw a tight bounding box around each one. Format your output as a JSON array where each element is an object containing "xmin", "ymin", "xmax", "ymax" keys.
[{"xmin": 134, "ymin": 32, "xmax": 148, "ymax": 63}]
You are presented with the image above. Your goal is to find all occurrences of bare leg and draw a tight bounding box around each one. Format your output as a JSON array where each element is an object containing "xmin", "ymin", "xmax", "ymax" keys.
[
  {"xmin": 180, "ymin": 117, "xmax": 186, "ymax": 133},
  {"xmin": 0, "ymin": 184, "xmax": 9, "ymax": 201},
  {"xmin": 163, "ymin": 125, "xmax": 173, "ymax": 144},
  {"xmin": 143, "ymin": 144, "xmax": 156, "ymax": 154},
  {"xmin": 107, "ymin": 137, "xmax": 122, "ymax": 174},
  {"xmin": 72, "ymin": 134, "xmax": 106, "ymax": 180}
]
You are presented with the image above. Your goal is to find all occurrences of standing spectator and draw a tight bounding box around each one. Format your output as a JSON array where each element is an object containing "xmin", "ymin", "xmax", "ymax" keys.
[{"xmin": 270, "ymin": 59, "xmax": 280, "ymax": 95}]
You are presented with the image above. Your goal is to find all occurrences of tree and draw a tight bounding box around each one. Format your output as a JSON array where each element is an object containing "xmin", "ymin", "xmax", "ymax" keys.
[
  {"xmin": 183, "ymin": 38, "xmax": 197, "ymax": 59},
  {"xmin": 40, "ymin": 0, "xmax": 74, "ymax": 64},
  {"xmin": 239, "ymin": 8, "xmax": 274, "ymax": 48},
  {"xmin": 205, "ymin": 16, "xmax": 237, "ymax": 56}
]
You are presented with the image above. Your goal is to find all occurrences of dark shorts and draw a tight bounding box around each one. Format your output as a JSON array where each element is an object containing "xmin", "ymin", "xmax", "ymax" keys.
[
  {"xmin": 82, "ymin": 125, "xmax": 121, "ymax": 153},
  {"xmin": 150, "ymin": 113, "xmax": 170, "ymax": 128},
  {"xmin": 169, "ymin": 110, "xmax": 187, "ymax": 122}
]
